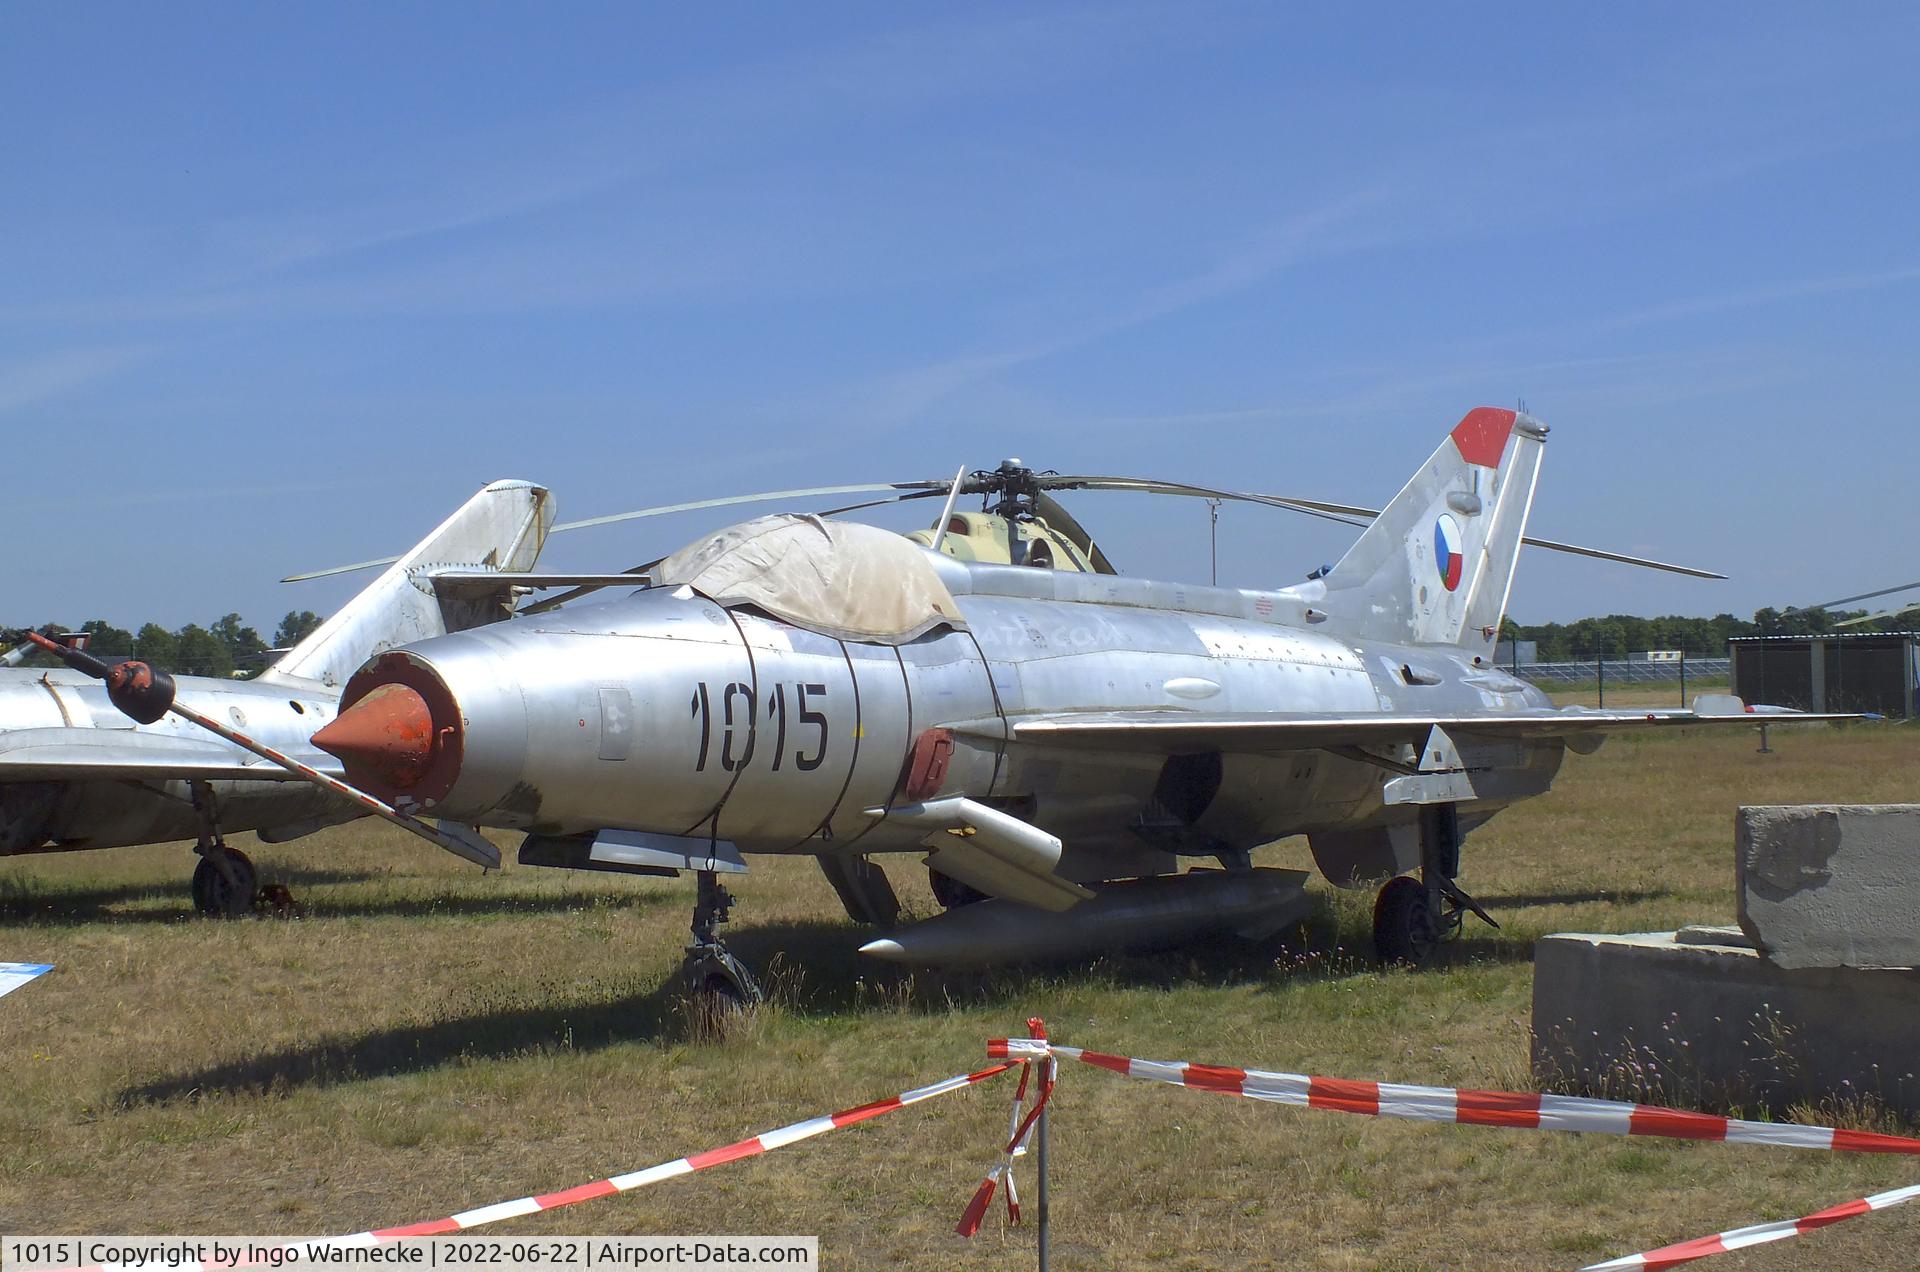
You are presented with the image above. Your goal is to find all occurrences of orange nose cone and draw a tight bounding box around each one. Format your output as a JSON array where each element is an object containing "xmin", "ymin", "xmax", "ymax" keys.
[{"xmin": 313, "ymin": 683, "xmax": 437, "ymax": 791}]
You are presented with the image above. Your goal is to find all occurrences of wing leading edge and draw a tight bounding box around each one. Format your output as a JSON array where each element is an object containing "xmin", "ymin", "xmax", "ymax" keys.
[{"xmin": 0, "ymin": 728, "xmax": 347, "ymax": 783}]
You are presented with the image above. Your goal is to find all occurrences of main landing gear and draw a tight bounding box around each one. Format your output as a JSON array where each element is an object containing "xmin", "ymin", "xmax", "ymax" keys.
[
  {"xmin": 187, "ymin": 780, "xmax": 258, "ymax": 918},
  {"xmin": 682, "ymin": 869, "xmax": 763, "ymax": 1009},
  {"xmin": 1371, "ymin": 803, "xmax": 1498, "ymax": 965}
]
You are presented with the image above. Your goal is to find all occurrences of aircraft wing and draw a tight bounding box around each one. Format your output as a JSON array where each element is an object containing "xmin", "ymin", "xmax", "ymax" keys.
[
  {"xmin": 0, "ymin": 728, "xmax": 346, "ymax": 783},
  {"xmin": 1003, "ymin": 707, "xmax": 1857, "ymax": 755}
]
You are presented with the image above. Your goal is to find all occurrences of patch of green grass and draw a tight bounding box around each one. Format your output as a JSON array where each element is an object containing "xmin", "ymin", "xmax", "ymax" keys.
[{"xmin": 0, "ymin": 724, "xmax": 1916, "ymax": 1268}]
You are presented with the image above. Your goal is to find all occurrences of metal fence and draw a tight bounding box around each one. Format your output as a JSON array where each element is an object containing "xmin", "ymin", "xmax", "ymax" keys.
[{"xmin": 1509, "ymin": 657, "xmax": 1730, "ymax": 686}]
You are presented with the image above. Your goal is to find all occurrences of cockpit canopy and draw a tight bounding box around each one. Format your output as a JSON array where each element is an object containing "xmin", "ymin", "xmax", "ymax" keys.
[{"xmin": 656, "ymin": 514, "xmax": 967, "ymax": 644}]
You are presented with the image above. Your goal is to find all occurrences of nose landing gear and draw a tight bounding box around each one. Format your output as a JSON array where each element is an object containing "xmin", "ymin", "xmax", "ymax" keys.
[
  {"xmin": 682, "ymin": 869, "xmax": 763, "ymax": 1009},
  {"xmin": 190, "ymin": 845, "xmax": 257, "ymax": 918},
  {"xmin": 188, "ymin": 780, "xmax": 259, "ymax": 918}
]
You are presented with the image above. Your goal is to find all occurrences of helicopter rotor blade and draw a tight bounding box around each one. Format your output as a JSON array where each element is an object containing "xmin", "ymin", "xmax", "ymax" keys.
[
  {"xmin": 517, "ymin": 560, "xmax": 664, "ymax": 617},
  {"xmin": 516, "ymin": 489, "xmax": 952, "ymax": 615},
  {"xmin": 1797, "ymin": 579, "xmax": 1920, "ymax": 613},
  {"xmin": 290, "ymin": 465, "xmax": 1724, "ymax": 591},
  {"xmin": 548, "ymin": 482, "xmax": 947, "ymax": 534},
  {"xmin": 285, "ymin": 482, "xmax": 953, "ymax": 583},
  {"xmin": 1834, "ymin": 599, "xmax": 1920, "ymax": 628},
  {"xmin": 1040, "ymin": 475, "xmax": 1374, "ymax": 530},
  {"xmin": 1031, "ymin": 490, "xmax": 1118, "ymax": 575},
  {"xmin": 1037, "ymin": 474, "xmax": 1725, "ymax": 580}
]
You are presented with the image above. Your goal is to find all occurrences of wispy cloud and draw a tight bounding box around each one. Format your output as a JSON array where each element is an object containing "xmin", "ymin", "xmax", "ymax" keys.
[
  {"xmin": 0, "ymin": 6, "xmax": 1197, "ymax": 328},
  {"xmin": 0, "ymin": 345, "xmax": 155, "ymax": 415},
  {"xmin": 1591, "ymin": 264, "xmax": 1920, "ymax": 332},
  {"xmin": 818, "ymin": 188, "xmax": 1397, "ymax": 426},
  {"xmin": 8, "ymin": 476, "xmax": 390, "ymax": 514}
]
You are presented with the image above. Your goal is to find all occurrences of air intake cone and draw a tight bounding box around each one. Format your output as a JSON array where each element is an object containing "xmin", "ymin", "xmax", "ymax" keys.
[{"xmin": 313, "ymin": 683, "xmax": 438, "ymax": 792}]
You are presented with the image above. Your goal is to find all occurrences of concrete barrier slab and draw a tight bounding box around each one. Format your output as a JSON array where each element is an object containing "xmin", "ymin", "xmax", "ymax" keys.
[
  {"xmin": 1737, "ymin": 804, "xmax": 1920, "ymax": 969},
  {"xmin": 1532, "ymin": 932, "xmax": 1920, "ymax": 1118}
]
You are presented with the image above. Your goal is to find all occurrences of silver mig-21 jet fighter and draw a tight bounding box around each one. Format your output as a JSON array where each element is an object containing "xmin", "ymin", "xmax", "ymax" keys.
[{"xmin": 32, "ymin": 408, "xmax": 1844, "ymax": 994}]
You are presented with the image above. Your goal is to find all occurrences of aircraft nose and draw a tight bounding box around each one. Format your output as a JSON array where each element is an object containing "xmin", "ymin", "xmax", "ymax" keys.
[
  {"xmin": 313, "ymin": 684, "xmax": 436, "ymax": 790},
  {"xmin": 313, "ymin": 667, "xmax": 463, "ymax": 802}
]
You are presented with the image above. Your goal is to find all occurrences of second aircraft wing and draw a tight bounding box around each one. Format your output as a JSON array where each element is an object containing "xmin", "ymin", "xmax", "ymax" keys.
[{"xmin": 0, "ymin": 728, "xmax": 347, "ymax": 783}]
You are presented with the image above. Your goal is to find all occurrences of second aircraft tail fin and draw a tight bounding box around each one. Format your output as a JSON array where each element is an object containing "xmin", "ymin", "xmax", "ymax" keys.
[{"xmin": 260, "ymin": 480, "xmax": 554, "ymax": 691}]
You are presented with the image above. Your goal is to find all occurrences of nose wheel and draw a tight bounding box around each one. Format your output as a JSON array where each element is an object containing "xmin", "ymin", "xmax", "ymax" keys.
[
  {"xmin": 682, "ymin": 870, "xmax": 763, "ymax": 1009},
  {"xmin": 191, "ymin": 846, "xmax": 258, "ymax": 919},
  {"xmin": 187, "ymin": 780, "xmax": 259, "ymax": 918}
]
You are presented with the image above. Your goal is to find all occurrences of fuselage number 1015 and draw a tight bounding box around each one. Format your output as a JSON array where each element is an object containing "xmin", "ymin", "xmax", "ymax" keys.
[{"xmin": 689, "ymin": 681, "xmax": 829, "ymax": 774}]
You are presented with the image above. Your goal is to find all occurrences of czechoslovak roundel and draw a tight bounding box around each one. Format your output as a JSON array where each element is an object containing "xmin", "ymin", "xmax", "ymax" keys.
[{"xmin": 1433, "ymin": 514, "xmax": 1464, "ymax": 591}]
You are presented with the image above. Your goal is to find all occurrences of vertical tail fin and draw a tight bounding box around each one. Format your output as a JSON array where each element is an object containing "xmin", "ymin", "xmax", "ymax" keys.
[
  {"xmin": 259, "ymin": 480, "xmax": 554, "ymax": 690},
  {"xmin": 1320, "ymin": 408, "xmax": 1545, "ymax": 651}
]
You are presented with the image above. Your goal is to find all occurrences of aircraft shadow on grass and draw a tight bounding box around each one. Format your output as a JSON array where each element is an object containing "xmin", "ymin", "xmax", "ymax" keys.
[
  {"xmin": 0, "ymin": 870, "xmax": 679, "ymax": 927},
  {"xmin": 0, "ymin": 867, "xmax": 368, "ymax": 923},
  {"xmin": 1477, "ymin": 887, "xmax": 1679, "ymax": 908},
  {"xmin": 117, "ymin": 899, "xmax": 1535, "ymax": 1107}
]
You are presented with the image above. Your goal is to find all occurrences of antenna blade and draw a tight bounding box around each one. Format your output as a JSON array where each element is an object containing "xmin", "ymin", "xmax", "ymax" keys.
[{"xmin": 928, "ymin": 466, "xmax": 967, "ymax": 554}]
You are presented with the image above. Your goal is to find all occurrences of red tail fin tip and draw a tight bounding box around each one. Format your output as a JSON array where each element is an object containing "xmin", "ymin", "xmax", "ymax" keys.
[{"xmin": 1449, "ymin": 407, "xmax": 1517, "ymax": 468}]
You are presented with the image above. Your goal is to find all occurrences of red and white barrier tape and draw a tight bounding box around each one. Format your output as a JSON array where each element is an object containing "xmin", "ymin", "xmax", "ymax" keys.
[
  {"xmin": 990, "ymin": 1037, "xmax": 1920, "ymax": 1265},
  {"xmin": 1580, "ymin": 1181, "xmax": 1920, "ymax": 1269},
  {"xmin": 956, "ymin": 1018, "xmax": 1055, "ymax": 1237},
  {"xmin": 988, "ymin": 1037, "xmax": 1920, "ymax": 1156},
  {"xmin": 68, "ymin": 1062, "xmax": 1016, "ymax": 1271}
]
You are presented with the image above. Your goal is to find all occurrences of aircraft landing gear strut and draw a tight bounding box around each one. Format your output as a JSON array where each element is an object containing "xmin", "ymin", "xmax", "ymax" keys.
[
  {"xmin": 1372, "ymin": 803, "xmax": 1497, "ymax": 965},
  {"xmin": 682, "ymin": 869, "xmax": 763, "ymax": 1008},
  {"xmin": 187, "ymin": 780, "xmax": 257, "ymax": 919}
]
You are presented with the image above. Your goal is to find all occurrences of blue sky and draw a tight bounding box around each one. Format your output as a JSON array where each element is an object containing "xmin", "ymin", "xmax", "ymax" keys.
[{"xmin": 5, "ymin": 3, "xmax": 1917, "ymax": 633}]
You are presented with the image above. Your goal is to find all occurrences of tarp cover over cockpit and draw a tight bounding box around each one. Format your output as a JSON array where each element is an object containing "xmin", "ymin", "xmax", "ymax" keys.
[{"xmin": 656, "ymin": 514, "xmax": 967, "ymax": 644}]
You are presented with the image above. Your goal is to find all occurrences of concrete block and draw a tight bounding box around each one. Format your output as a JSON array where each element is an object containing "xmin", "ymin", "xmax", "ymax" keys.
[
  {"xmin": 1532, "ymin": 932, "xmax": 1920, "ymax": 1118},
  {"xmin": 1736, "ymin": 804, "xmax": 1920, "ymax": 969}
]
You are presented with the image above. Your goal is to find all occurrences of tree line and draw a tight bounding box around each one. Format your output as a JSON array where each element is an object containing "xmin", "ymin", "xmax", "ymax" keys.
[
  {"xmin": 3, "ymin": 611, "xmax": 325, "ymax": 678},
  {"xmin": 4, "ymin": 604, "xmax": 1909, "ymax": 677},
  {"xmin": 1501, "ymin": 606, "xmax": 1907, "ymax": 662}
]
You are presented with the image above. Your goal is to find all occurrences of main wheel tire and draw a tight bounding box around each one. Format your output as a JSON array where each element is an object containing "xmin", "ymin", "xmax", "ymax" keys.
[
  {"xmin": 191, "ymin": 848, "xmax": 257, "ymax": 919},
  {"xmin": 1373, "ymin": 875, "xmax": 1439, "ymax": 965}
]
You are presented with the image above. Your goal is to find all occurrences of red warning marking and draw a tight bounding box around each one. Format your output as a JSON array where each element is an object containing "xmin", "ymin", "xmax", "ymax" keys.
[{"xmin": 1450, "ymin": 406, "xmax": 1517, "ymax": 468}]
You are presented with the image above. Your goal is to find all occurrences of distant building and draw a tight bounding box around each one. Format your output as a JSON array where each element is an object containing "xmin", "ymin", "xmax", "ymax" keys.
[{"xmin": 1728, "ymin": 632, "xmax": 1920, "ymax": 718}]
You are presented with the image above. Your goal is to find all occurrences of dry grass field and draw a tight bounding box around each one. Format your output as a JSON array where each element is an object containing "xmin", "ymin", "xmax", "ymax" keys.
[{"xmin": 2, "ymin": 721, "xmax": 1916, "ymax": 1269}]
